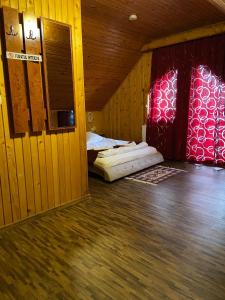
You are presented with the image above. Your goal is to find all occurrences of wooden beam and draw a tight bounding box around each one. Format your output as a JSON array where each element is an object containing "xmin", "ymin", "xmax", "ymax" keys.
[
  {"xmin": 207, "ymin": 0, "xmax": 225, "ymax": 14},
  {"xmin": 142, "ymin": 21, "xmax": 225, "ymax": 52}
]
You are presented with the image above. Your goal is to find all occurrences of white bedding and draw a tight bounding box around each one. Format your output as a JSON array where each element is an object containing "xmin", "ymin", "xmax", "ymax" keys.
[
  {"xmin": 87, "ymin": 132, "xmax": 164, "ymax": 181},
  {"xmin": 98, "ymin": 142, "xmax": 153, "ymax": 158},
  {"xmin": 87, "ymin": 132, "xmax": 128, "ymax": 150},
  {"xmin": 95, "ymin": 143, "xmax": 157, "ymax": 168}
]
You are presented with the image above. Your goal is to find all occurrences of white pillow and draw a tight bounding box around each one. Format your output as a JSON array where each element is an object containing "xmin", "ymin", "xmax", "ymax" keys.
[{"xmin": 86, "ymin": 132, "xmax": 104, "ymax": 143}]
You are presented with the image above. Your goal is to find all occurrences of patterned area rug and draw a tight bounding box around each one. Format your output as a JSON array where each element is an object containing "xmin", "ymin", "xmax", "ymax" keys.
[{"xmin": 125, "ymin": 165, "xmax": 185, "ymax": 185}]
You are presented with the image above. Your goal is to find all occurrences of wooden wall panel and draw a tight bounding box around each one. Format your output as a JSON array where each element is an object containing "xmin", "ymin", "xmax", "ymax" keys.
[
  {"xmin": 103, "ymin": 52, "xmax": 152, "ymax": 142},
  {"xmin": 2, "ymin": 6, "xmax": 29, "ymax": 133},
  {"xmin": 86, "ymin": 111, "xmax": 104, "ymax": 134},
  {"xmin": 23, "ymin": 12, "xmax": 46, "ymax": 132},
  {"xmin": 60, "ymin": 1, "xmax": 72, "ymax": 204},
  {"xmin": 73, "ymin": 0, "xmax": 88, "ymax": 196},
  {"xmin": 142, "ymin": 21, "xmax": 225, "ymax": 52},
  {"xmin": 0, "ymin": 105, "xmax": 12, "ymax": 224},
  {"xmin": 0, "ymin": 180, "xmax": 4, "ymax": 226},
  {"xmin": 0, "ymin": 0, "xmax": 88, "ymax": 228}
]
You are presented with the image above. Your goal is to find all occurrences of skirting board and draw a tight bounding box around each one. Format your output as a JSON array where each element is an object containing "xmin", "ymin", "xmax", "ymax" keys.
[{"xmin": 0, "ymin": 194, "xmax": 91, "ymax": 231}]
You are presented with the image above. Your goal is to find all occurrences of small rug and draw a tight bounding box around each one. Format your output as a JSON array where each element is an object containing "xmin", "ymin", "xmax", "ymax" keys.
[{"xmin": 125, "ymin": 165, "xmax": 185, "ymax": 185}]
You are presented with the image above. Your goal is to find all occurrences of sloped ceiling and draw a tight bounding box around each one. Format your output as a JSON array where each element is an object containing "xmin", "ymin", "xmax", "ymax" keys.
[{"xmin": 81, "ymin": 0, "xmax": 225, "ymax": 111}]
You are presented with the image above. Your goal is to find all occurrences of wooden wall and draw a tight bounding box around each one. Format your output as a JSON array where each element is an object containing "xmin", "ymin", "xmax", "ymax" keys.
[
  {"xmin": 0, "ymin": 0, "xmax": 88, "ymax": 228},
  {"xmin": 86, "ymin": 111, "xmax": 104, "ymax": 135},
  {"xmin": 103, "ymin": 52, "xmax": 152, "ymax": 142}
]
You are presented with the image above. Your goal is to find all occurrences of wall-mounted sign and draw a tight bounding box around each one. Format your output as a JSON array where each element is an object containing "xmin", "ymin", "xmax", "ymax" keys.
[{"xmin": 6, "ymin": 51, "xmax": 42, "ymax": 62}]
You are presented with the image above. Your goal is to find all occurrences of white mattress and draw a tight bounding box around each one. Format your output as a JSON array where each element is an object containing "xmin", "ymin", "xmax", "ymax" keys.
[
  {"xmin": 87, "ymin": 132, "xmax": 164, "ymax": 182},
  {"xmin": 91, "ymin": 152, "xmax": 164, "ymax": 182},
  {"xmin": 94, "ymin": 145, "xmax": 157, "ymax": 168}
]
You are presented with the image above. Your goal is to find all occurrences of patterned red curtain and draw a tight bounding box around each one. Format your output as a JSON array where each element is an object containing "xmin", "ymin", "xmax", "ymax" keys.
[
  {"xmin": 186, "ymin": 65, "xmax": 225, "ymax": 164},
  {"xmin": 147, "ymin": 34, "xmax": 225, "ymax": 165},
  {"xmin": 148, "ymin": 69, "xmax": 178, "ymax": 157}
]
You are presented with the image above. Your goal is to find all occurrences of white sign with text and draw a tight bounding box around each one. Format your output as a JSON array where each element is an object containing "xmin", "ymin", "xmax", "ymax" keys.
[{"xmin": 6, "ymin": 51, "xmax": 42, "ymax": 62}]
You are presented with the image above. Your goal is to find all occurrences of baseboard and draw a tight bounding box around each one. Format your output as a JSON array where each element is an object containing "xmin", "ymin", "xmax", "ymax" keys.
[{"xmin": 0, "ymin": 193, "xmax": 91, "ymax": 231}]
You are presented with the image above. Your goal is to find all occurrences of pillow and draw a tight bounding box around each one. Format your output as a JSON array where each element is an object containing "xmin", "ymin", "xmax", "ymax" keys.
[{"xmin": 86, "ymin": 132, "xmax": 104, "ymax": 143}]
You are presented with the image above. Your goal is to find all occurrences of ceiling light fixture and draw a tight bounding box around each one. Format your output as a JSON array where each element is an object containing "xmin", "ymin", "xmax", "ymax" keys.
[{"xmin": 129, "ymin": 14, "xmax": 138, "ymax": 21}]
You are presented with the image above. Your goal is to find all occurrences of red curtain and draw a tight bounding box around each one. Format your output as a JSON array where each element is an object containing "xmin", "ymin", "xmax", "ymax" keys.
[
  {"xmin": 186, "ymin": 65, "xmax": 225, "ymax": 164},
  {"xmin": 148, "ymin": 69, "xmax": 178, "ymax": 157},
  {"xmin": 147, "ymin": 34, "xmax": 225, "ymax": 165}
]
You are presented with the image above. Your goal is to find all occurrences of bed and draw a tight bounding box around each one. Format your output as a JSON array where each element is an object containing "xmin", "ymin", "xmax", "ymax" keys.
[{"xmin": 87, "ymin": 132, "xmax": 164, "ymax": 182}]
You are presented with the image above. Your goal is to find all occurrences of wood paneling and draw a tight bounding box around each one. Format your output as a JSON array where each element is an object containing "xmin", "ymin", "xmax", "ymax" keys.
[
  {"xmin": 207, "ymin": 0, "xmax": 225, "ymax": 13},
  {"xmin": 41, "ymin": 18, "xmax": 74, "ymax": 111},
  {"xmin": 86, "ymin": 111, "xmax": 104, "ymax": 134},
  {"xmin": 23, "ymin": 12, "xmax": 46, "ymax": 132},
  {"xmin": 0, "ymin": 0, "xmax": 87, "ymax": 228},
  {"xmin": 142, "ymin": 21, "xmax": 225, "ymax": 52},
  {"xmin": 2, "ymin": 6, "xmax": 29, "ymax": 133},
  {"xmin": 82, "ymin": 0, "xmax": 225, "ymax": 110},
  {"xmin": 41, "ymin": 17, "xmax": 75, "ymax": 130},
  {"xmin": 103, "ymin": 52, "xmax": 152, "ymax": 141}
]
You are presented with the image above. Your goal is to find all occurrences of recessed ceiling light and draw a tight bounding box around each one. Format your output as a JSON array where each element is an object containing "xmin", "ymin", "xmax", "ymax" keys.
[{"xmin": 129, "ymin": 14, "xmax": 138, "ymax": 21}]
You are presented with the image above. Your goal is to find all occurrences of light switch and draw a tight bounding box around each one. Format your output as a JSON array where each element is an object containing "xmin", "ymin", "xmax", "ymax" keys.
[{"xmin": 87, "ymin": 112, "xmax": 93, "ymax": 123}]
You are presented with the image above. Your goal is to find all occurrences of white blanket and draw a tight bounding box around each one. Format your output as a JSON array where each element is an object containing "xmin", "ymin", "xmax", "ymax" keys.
[
  {"xmin": 94, "ymin": 146, "xmax": 158, "ymax": 168},
  {"xmin": 98, "ymin": 142, "xmax": 155, "ymax": 158},
  {"xmin": 87, "ymin": 132, "xmax": 129, "ymax": 150}
]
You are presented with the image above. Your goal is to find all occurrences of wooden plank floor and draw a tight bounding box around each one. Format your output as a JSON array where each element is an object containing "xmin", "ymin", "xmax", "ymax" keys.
[{"xmin": 0, "ymin": 162, "xmax": 225, "ymax": 299}]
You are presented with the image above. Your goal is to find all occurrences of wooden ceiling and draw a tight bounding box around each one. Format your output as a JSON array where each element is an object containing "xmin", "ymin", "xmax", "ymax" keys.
[{"xmin": 81, "ymin": 0, "xmax": 225, "ymax": 111}]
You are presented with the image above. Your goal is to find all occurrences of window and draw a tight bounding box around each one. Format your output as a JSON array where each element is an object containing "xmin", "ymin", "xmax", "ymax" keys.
[
  {"xmin": 186, "ymin": 65, "xmax": 225, "ymax": 163},
  {"xmin": 150, "ymin": 69, "xmax": 178, "ymax": 125}
]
